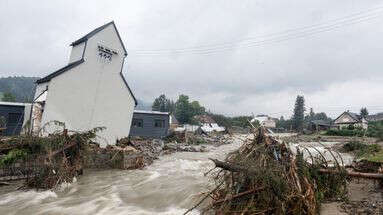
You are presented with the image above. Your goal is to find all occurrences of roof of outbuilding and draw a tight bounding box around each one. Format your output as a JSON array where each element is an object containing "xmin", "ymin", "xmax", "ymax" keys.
[
  {"xmin": 36, "ymin": 59, "xmax": 84, "ymax": 84},
  {"xmin": 311, "ymin": 120, "xmax": 331, "ymax": 126},
  {"xmin": 134, "ymin": 110, "xmax": 170, "ymax": 115},
  {"xmin": 0, "ymin": 101, "xmax": 31, "ymax": 107},
  {"xmin": 70, "ymin": 21, "xmax": 127, "ymax": 56}
]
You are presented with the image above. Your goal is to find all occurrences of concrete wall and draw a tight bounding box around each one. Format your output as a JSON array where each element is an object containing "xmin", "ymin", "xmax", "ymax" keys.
[
  {"xmin": 36, "ymin": 24, "xmax": 135, "ymax": 146},
  {"xmin": 130, "ymin": 113, "xmax": 169, "ymax": 138}
]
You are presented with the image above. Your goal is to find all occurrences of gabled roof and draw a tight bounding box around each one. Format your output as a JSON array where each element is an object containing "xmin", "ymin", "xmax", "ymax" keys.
[
  {"xmin": 36, "ymin": 22, "xmax": 137, "ymax": 106},
  {"xmin": 70, "ymin": 21, "xmax": 127, "ymax": 56},
  {"xmin": 334, "ymin": 111, "xmax": 362, "ymax": 123},
  {"xmin": 36, "ymin": 59, "xmax": 84, "ymax": 84}
]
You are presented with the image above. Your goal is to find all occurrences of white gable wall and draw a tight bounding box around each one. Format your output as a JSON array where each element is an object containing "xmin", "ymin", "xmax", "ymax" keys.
[{"xmin": 38, "ymin": 24, "xmax": 135, "ymax": 146}]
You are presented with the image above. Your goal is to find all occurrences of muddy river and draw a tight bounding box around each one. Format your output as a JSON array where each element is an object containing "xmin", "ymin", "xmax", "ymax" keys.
[{"xmin": 0, "ymin": 138, "xmax": 243, "ymax": 215}]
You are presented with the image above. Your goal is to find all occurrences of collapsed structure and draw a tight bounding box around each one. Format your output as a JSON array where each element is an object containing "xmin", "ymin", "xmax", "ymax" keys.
[{"xmin": 32, "ymin": 21, "xmax": 137, "ymax": 145}]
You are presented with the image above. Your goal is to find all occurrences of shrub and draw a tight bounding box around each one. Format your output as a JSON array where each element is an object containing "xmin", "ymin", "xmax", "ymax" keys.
[
  {"xmin": 325, "ymin": 129, "xmax": 365, "ymax": 137},
  {"xmin": 367, "ymin": 121, "xmax": 383, "ymax": 141},
  {"xmin": 342, "ymin": 141, "xmax": 381, "ymax": 158}
]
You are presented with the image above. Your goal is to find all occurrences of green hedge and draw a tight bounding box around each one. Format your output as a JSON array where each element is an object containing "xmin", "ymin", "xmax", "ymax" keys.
[
  {"xmin": 325, "ymin": 121, "xmax": 383, "ymax": 139},
  {"xmin": 325, "ymin": 129, "xmax": 365, "ymax": 137}
]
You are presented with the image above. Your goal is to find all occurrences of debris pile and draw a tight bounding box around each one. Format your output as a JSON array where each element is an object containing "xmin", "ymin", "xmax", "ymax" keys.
[
  {"xmin": 84, "ymin": 137, "xmax": 164, "ymax": 169},
  {"xmin": 0, "ymin": 127, "xmax": 103, "ymax": 189},
  {"xmin": 187, "ymin": 128, "xmax": 349, "ymax": 215},
  {"xmin": 162, "ymin": 131, "xmax": 232, "ymax": 154},
  {"xmin": 166, "ymin": 131, "xmax": 231, "ymax": 145}
]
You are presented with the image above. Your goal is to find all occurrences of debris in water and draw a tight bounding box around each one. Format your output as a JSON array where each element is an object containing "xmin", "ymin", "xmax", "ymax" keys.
[{"xmin": 186, "ymin": 127, "xmax": 349, "ymax": 215}]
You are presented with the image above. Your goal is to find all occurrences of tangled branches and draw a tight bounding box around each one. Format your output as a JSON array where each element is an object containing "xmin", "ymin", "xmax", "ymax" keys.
[{"xmin": 189, "ymin": 128, "xmax": 348, "ymax": 215}]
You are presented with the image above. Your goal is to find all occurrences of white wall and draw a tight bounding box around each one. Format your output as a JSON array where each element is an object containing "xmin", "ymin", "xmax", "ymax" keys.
[
  {"xmin": 38, "ymin": 24, "xmax": 135, "ymax": 146},
  {"xmin": 69, "ymin": 42, "xmax": 85, "ymax": 63}
]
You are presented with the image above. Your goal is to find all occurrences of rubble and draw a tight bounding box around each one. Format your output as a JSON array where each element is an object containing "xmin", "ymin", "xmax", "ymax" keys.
[{"xmin": 85, "ymin": 137, "xmax": 164, "ymax": 169}]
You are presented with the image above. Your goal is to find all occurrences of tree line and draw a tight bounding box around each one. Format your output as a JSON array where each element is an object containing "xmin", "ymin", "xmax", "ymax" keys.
[
  {"xmin": 151, "ymin": 94, "xmax": 253, "ymax": 128},
  {"xmin": 0, "ymin": 76, "xmax": 39, "ymax": 102}
]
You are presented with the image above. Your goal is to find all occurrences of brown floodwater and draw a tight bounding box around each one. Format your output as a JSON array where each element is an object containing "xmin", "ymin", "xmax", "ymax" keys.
[{"xmin": 0, "ymin": 138, "xmax": 243, "ymax": 215}]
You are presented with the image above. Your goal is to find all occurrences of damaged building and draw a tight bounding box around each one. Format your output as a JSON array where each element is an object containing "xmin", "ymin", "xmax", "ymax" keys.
[
  {"xmin": 32, "ymin": 21, "xmax": 137, "ymax": 145},
  {"xmin": 129, "ymin": 110, "xmax": 170, "ymax": 138}
]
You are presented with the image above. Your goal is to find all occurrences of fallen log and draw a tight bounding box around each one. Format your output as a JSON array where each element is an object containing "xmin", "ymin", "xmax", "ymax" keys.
[
  {"xmin": 319, "ymin": 169, "xmax": 383, "ymax": 180},
  {"xmin": 209, "ymin": 158, "xmax": 256, "ymax": 175}
]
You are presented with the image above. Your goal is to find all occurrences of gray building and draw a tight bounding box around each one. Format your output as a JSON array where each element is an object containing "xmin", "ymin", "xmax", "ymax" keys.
[
  {"xmin": 130, "ymin": 110, "xmax": 170, "ymax": 138},
  {"xmin": 0, "ymin": 102, "xmax": 30, "ymax": 136}
]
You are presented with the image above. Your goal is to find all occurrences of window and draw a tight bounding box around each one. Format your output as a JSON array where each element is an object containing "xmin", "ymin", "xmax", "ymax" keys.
[
  {"xmin": 154, "ymin": 119, "xmax": 165, "ymax": 128},
  {"xmin": 132, "ymin": 118, "xmax": 143, "ymax": 128},
  {"xmin": 8, "ymin": 113, "xmax": 22, "ymax": 125}
]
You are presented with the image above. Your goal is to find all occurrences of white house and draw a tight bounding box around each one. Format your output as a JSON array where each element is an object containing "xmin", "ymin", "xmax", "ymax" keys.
[
  {"xmin": 333, "ymin": 111, "xmax": 368, "ymax": 129},
  {"xmin": 32, "ymin": 21, "xmax": 137, "ymax": 145},
  {"xmin": 251, "ymin": 114, "xmax": 276, "ymax": 128}
]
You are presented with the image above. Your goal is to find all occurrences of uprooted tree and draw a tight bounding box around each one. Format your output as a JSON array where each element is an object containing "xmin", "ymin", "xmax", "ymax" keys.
[{"xmin": 185, "ymin": 127, "xmax": 349, "ymax": 215}]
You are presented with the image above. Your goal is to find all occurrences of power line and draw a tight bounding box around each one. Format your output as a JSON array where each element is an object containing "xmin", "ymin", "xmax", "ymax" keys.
[{"xmin": 130, "ymin": 5, "xmax": 383, "ymax": 56}]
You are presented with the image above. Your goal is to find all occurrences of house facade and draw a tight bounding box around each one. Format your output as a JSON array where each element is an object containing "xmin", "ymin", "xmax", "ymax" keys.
[
  {"xmin": 130, "ymin": 110, "xmax": 169, "ymax": 138},
  {"xmin": 32, "ymin": 21, "xmax": 137, "ymax": 145},
  {"xmin": 333, "ymin": 111, "xmax": 368, "ymax": 129},
  {"xmin": 0, "ymin": 102, "xmax": 31, "ymax": 136},
  {"xmin": 251, "ymin": 115, "xmax": 276, "ymax": 128},
  {"xmin": 193, "ymin": 114, "xmax": 225, "ymax": 132}
]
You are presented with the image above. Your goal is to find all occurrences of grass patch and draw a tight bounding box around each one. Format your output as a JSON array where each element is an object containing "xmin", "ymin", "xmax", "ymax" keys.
[{"xmin": 342, "ymin": 141, "xmax": 383, "ymax": 163}]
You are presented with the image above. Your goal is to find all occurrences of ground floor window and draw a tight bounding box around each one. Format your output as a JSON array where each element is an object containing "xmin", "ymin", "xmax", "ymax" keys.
[
  {"xmin": 132, "ymin": 118, "xmax": 143, "ymax": 128},
  {"xmin": 154, "ymin": 119, "xmax": 165, "ymax": 128}
]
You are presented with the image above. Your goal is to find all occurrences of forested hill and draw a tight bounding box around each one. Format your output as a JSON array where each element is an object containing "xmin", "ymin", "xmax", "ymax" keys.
[{"xmin": 0, "ymin": 76, "xmax": 40, "ymax": 102}]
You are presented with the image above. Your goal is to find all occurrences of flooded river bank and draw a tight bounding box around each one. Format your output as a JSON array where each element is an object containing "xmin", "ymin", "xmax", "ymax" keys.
[{"xmin": 0, "ymin": 138, "xmax": 243, "ymax": 215}]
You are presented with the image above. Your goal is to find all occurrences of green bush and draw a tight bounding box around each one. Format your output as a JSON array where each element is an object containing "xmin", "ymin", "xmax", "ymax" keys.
[
  {"xmin": 367, "ymin": 121, "xmax": 383, "ymax": 141},
  {"xmin": 325, "ymin": 129, "xmax": 365, "ymax": 137},
  {"xmin": 342, "ymin": 141, "xmax": 381, "ymax": 158},
  {"xmin": 0, "ymin": 149, "xmax": 28, "ymax": 166}
]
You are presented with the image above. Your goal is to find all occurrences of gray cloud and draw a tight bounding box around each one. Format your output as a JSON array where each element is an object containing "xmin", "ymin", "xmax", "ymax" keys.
[{"xmin": 1, "ymin": 0, "xmax": 383, "ymax": 118}]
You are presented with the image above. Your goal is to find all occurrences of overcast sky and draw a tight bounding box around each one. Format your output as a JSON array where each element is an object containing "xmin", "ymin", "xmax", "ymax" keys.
[{"xmin": 1, "ymin": 0, "xmax": 383, "ymax": 118}]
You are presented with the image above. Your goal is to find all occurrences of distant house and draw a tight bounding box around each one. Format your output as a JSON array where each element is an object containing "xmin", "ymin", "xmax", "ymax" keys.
[
  {"xmin": 130, "ymin": 110, "xmax": 170, "ymax": 138},
  {"xmin": 251, "ymin": 114, "xmax": 276, "ymax": 128},
  {"xmin": 0, "ymin": 102, "xmax": 31, "ymax": 136},
  {"xmin": 333, "ymin": 111, "xmax": 368, "ymax": 129},
  {"xmin": 309, "ymin": 120, "xmax": 334, "ymax": 131},
  {"xmin": 32, "ymin": 21, "xmax": 137, "ymax": 145},
  {"xmin": 193, "ymin": 114, "xmax": 225, "ymax": 132},
  {"xmin": 366, "ymin": 113, "xmax": 383, "ymax": 122}
]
